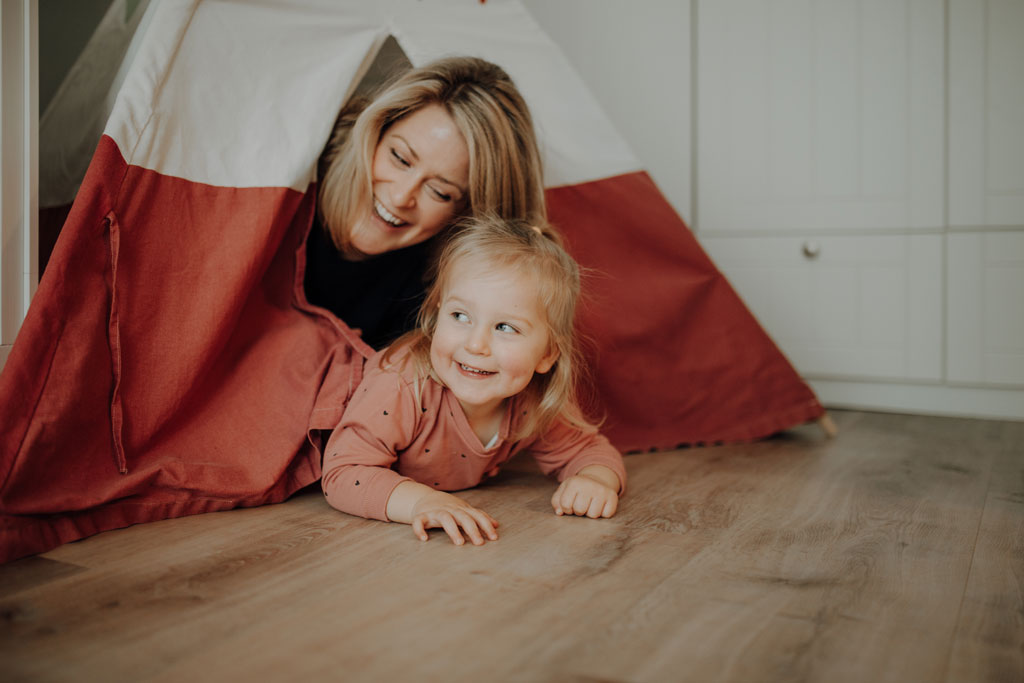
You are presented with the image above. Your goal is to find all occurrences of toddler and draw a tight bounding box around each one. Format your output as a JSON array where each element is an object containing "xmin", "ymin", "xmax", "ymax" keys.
[{"xmin": 321, "ymin": 216, "xmax": 626, "ymax": 545}]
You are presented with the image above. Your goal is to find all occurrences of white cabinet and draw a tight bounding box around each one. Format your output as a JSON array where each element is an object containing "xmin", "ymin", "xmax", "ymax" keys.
[
  {"xmin": 701, "ymin": 234, "xmax": 942, "ymax": 381},
  {"xmin": 696, "ymin": 0, "xmax": 946, "ymax": 382},
  {"xmin": 695, "ymin": 0, "xmax": 1024, "ymax": 416},
  {"xmin": 946, "ymin": 0, "xmax": 1024, "ymax": 390},
  {"xmin": 948, "ymin": 232, "xmax": 1024, "ymax": 386},
  {"xmin": 949, "ymin": 0, "xmax": 1024, "ymax": 228},
  {"xmin": 697, "ymin": 0, "xmax": 945, "ymax": 234}
]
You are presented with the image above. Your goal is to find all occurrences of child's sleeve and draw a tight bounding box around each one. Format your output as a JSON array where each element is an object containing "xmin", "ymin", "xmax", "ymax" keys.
[
  {"xmin": 321, "ymin": 367, "xmax": 420, "ymax": 521},
  {"xmin": 528, "ymin": 421, "xmax": 627, "ymax": 495}
]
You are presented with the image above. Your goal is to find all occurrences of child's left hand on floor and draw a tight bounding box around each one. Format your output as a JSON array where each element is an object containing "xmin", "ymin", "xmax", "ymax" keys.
[{"xmin": 551, "ymin": 466, "xmax": 620, "ymax": 518}]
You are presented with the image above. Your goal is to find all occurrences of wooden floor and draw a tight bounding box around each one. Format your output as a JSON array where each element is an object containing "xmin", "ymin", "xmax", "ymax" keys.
[{"xmin": 1, "ymin": 410, "xmax": 1021, "ymax": 683}]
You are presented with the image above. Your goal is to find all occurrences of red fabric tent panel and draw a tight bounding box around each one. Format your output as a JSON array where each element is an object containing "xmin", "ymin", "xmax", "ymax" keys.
[
  {"xmin": 548, "ymin": 171, "xmax": 823, "ymax": 451},
  {"xmin": 0, "ymin": 136, "xmax": 369, "ymax": 562},
  {"xmin": 0, "ymin": 145, "xmax": 823, "ymax": 564}
]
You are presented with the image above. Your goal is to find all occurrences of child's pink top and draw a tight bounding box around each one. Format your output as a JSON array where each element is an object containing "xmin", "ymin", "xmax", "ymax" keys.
[{"xmin": 321, "ymin": 349, "xmax": 627, "ymax": 521}]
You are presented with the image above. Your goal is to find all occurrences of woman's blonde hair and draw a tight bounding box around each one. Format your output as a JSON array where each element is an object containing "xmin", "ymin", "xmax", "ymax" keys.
[
  {"xmin": 318, "ymin": 56, "xmax": 546, "ymax": 257},
  {"xmin": 385, "ymin": 215, "xmax": 595, "ymax": 441}
]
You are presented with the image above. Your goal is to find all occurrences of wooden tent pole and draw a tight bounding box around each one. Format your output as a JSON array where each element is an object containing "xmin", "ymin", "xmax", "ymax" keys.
[{"xmin": 818, "ymin": 412, "xmax": 839, "ymax": 438}]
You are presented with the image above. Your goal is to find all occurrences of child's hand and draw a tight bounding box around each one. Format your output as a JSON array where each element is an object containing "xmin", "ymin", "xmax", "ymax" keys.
[
  {"xmin": 409, "ymin": 490, "xmax": 500, "ymax": 546},
  {"xmin": 551, "ymin": 467, "xmax": 620, "ymax": 519}
]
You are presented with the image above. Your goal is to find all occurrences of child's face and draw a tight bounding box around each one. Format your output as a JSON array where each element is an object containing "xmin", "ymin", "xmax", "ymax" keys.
[{"xmin": 430, "ymin": 259, "xmax": 559, "ymax": 419}]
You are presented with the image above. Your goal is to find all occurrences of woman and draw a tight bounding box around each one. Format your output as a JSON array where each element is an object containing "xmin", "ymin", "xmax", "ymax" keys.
[{"xmin": 305, "ymin": 56, "xmax": 547, "ymax": 348}]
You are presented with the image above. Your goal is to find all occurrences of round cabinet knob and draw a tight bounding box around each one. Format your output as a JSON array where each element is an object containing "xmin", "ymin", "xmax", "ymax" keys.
[{"xmin": 802, "ymin": 241, "xmax": 821, "ymax": 259}]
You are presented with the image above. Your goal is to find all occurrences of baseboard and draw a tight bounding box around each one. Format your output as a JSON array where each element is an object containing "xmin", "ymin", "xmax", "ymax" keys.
[{"xmin": 809, "ymin": 378, "xmax": 1024, "ymax": 422}]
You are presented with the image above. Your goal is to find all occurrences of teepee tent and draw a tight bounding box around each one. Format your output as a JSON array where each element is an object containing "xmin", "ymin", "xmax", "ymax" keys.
[{"xmin": 0, "ymin": 0, "xmax": 823, "ymax": 562}]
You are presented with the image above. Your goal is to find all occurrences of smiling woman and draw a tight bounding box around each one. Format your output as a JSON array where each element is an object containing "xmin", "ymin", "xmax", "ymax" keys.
[{"xmin": 304, "ymin": 56, "xmax": 545, "ymax": 349}]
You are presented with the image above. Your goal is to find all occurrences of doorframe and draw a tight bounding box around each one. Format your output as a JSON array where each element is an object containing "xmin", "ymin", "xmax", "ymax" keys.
[{"xmin": 0, "ymin": 0, "xmax": 37, "ymax": 370}]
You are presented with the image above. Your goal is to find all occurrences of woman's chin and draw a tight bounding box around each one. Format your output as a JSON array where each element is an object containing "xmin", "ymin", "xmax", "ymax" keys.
[
  {"xmin": 349, "ymin": 221, "xmax": 417, "ymax": 256},
  {"xmin": 349, "ymin": 231, "xmax": 395, "ymax": 257}
]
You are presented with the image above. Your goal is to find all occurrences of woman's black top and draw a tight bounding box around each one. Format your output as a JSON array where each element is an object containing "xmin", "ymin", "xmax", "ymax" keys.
[{"xmin": 303, "ymin": 218, "xmax": 433, "ymax": 350}]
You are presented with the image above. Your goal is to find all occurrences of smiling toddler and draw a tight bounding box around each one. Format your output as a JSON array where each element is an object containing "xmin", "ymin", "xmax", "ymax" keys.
[{"xmin": 321, "ymin": 216, "xmax": 626, "ymax": 545}]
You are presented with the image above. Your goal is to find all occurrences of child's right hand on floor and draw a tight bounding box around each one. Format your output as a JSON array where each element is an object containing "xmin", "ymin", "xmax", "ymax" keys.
[
  {"xmin": 410, "ymin": 490, "xmax": 500, "ymax": 546},
  {"xmin": 386, "ymin": 480, "xmax": 499, "ymax": 546}
]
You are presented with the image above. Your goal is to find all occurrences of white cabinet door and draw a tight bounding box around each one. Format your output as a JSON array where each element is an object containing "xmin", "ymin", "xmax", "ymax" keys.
[
  {"xmin": 700, "ymin": 234, "xmax": 943, "ymax": 381},
  {"xmin": 949, "ymin": 0, "xmax": 1024, "ymax": 228},
  {"xmin": 697, "ymin": 0, "xmax": 945, "ymax": 233},
  {"xmin": 947, "ymin": 232, "xmax": 1024, "ymax": 387}
]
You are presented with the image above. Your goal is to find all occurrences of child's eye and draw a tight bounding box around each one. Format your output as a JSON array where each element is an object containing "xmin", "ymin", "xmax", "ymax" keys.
[
  {"xmin": 390, "ymin": 148, "xmax": 410, "ymax": 167},
  {"xmin": 451, "ymin": 311, "xmax": 469, "ymax": 323},
  {"xmin": 496, "ymin": 322, "xmax": 519, "ymax": 334}
]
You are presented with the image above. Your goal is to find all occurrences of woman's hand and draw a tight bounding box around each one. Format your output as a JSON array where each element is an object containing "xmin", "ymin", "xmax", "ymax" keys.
[
  {"xmin": 409, "ymin": 490, "xmax": 499, "ymax": 545},
  {"xmin": 551, "ymin": 465, "xmax": 621, "ymax": 519}
]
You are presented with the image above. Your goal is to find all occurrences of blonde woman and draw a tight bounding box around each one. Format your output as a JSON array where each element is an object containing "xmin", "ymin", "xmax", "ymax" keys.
[{"xmin": 305, "ymin": 56, "xmax": 546, "ymax": 348}]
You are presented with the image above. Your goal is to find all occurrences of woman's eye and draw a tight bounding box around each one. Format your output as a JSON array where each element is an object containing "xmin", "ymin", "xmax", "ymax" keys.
[
  {"xmin": 390, "ymin": 148, "xmax": 410, "ymax": 167},
  {"xmin": 496, "ymin": 322, "xmax": 518, "ymax": 334},
  {"xmin": 428, "ymin": 185, "xmax": 452, "ymax": 202}
]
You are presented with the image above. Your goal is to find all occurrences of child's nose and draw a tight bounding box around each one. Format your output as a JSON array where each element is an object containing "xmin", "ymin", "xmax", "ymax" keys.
[{"xmin": 465, "ymin": 327, "xmax": 490, "ymax": 354}]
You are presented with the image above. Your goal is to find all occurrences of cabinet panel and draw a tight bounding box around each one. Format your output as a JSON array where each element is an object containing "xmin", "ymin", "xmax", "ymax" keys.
[
  {"xmin": 949, "ymin": 0, "xmax": 1024, "ymax": 227},
  {"xmin": 700, "ymin": 234, "xmax": 943, "ymax": 380},
  {"xmin": 947, "ymin": 232, "xmax": 1024, "ymax": 386},
  {"xmin": 697, "ymin": 0, "xmax": 944, "ymax": 233}
]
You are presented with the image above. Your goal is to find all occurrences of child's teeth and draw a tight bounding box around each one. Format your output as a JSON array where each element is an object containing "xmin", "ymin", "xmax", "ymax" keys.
[{"xmin": 460, "ymin": 363, "xmax": 492, "ymax": 375}]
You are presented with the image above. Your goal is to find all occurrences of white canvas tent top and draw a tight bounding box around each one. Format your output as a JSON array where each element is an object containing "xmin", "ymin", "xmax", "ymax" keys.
[{"xmin": 66, "ymin": 0, "xmax": 641, "ymax": 196}]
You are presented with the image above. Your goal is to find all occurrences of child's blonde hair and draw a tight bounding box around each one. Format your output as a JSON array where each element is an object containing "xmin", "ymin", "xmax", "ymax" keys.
[
  {"xmin": 385, "ymin": 215, "xmax": 594, "ymax": 441},
  {"xmin": 318, "ymin": 56, "xmax": 546, "ymax": 258}
]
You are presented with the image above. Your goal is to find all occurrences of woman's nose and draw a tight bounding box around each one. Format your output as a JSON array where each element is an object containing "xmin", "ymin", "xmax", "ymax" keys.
[{"xmin": 390, "ymin": 176, "xmax": 417, "ymax": 208}]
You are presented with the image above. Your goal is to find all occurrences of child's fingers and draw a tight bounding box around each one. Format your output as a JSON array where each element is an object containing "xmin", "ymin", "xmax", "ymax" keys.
[
  {"xmin": 586, "ymin": 496, "xmax": 605, "ymax": 519},
  {"xmin": 452, "ymin": 510, "xmax": 486, "ymax": 546},
  {"xmin": 601, "ymin": 496, "xmax": 618, "ymax": 518},
  {"xmin": 551, "ymin": 485, "xmax": 566, "ymax": 515},
  {"xmin": 561, "ymin": 489, "xmax": 580, "ymax": 516},
  {"xmin": 439, "ymin": 514, "xmax": 467, "ymax": 546},
  {"xmin": 572, "ymin": 493, "xmax": 590, "ymax": 516},
  {"xmin": 466, "ymin": 508, "xmax": 499, "ymax": 541},
  {"xmin": 411, "ymin": 517, "xmax": 430, "ymax": 542}
]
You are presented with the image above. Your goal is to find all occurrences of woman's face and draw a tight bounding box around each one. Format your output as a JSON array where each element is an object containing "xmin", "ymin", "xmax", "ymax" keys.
[{"xmin": 349, "ymin": 104, "xmax": 470, "ymax": 256}]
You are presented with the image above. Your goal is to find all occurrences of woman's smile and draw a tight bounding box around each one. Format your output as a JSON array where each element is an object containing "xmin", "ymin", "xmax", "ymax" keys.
[{"xmin": 373, "ymin": 198, "xmax": 407, "ymax": 227}]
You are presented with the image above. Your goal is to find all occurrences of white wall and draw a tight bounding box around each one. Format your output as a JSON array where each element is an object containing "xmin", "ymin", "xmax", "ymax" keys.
[{"xmin": 522, "ymin": 0, "xmax": 692, "ymax": 223}]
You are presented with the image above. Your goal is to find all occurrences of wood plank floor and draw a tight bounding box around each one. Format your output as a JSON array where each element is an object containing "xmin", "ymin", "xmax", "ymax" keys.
[{"xmin": 1, "ymin": 410, "xmax": 1021, "ymax": 683}]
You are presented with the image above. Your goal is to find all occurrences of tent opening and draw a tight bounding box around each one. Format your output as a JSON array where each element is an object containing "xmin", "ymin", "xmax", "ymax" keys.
[{"xmin": 354, "ymin": 35, "xmax": 413, "ymax": 99}]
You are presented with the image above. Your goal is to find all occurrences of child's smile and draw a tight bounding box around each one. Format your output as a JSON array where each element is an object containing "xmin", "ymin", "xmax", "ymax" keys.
[{"xmin": 430, "ymin": 260, "xmax": 559, "ymax": 426}]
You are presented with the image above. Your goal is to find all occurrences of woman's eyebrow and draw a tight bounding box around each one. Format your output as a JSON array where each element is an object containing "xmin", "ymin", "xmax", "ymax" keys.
[{"xmin": 393, "ymin": 135, "xmax": 419, "ymax": 162}]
